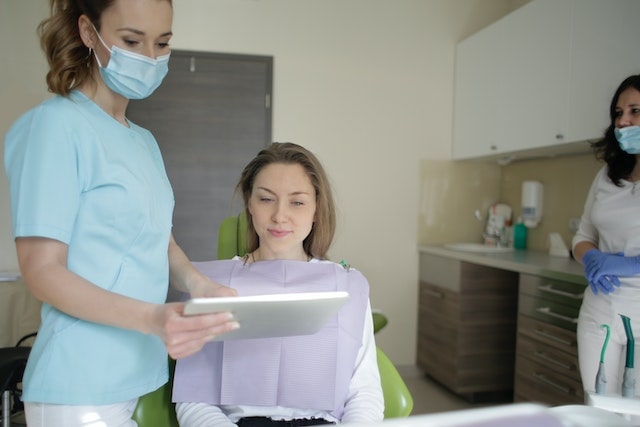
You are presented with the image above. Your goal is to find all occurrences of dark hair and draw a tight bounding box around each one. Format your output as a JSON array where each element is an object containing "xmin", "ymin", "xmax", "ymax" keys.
[
  {"xmin": 591, "ymin": 74, "xmax": 640, "ymax": 186},
  {"xmin": 37, "ymin": 0, "xmax": 172, "ymax": 95},
  {"xmin": 236, "ymin": 142, "xmax": 336, "ymax": 260}
]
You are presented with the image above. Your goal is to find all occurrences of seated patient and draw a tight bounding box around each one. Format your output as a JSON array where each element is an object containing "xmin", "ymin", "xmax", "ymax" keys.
[{"xmin": 173, "ymin": 142, "xmax": 384, "ymax": 426}]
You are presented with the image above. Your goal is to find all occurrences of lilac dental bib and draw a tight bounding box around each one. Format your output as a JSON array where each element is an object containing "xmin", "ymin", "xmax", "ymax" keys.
[{"xmin": 173, "ymin": 259, "xmax": 369, "ymax": 418}]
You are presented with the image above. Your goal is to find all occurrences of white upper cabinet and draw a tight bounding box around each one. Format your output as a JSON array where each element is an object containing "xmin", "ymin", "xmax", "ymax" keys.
[
  {"xmin": 493, "ymin": 0, "xmax": 571, "ymax": 155},
  {"xmin": 452, "ymin": 0, "xmax": 640, "ymax": 161},
  {"xmin": 567, "ymin": 1, "xmax": 640, "ymax": 144},
  {"xmin": 452, "ymin": 17, "xmax": 504, "ymax": 159}
]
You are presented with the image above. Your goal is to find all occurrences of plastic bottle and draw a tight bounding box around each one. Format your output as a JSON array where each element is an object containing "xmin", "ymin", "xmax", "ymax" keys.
[{"xmin": 513, "ymin": 218, "xmax": 528, "ymax": 250}]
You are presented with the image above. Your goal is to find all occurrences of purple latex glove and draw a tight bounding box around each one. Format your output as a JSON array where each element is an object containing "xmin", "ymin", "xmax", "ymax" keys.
[{"xmin": 582, "ymin": 249, "xmax": 640, "ymax": 293}]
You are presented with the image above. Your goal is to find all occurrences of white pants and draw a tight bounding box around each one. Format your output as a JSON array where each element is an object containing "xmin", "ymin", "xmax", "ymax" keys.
[
  {"xmin": 578, "ymin": 289, "xmax": 640, "ymax": 425},
  {"xmin": 24, "ymin": 399, "xmax": 138, "ymax": 427},
  {"xmin": 578, "ymin": 287, "xmax": 640, "ymax": 396}
]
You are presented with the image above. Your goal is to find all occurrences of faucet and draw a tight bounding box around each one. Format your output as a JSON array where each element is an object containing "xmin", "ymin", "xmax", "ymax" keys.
[
  {"xmin": 483, "ymin": 230, "xmax": 504, "ymax": 247},
  {"xmin": 483, "ymin": 214, "xmax": 509, "ymax": 247}
]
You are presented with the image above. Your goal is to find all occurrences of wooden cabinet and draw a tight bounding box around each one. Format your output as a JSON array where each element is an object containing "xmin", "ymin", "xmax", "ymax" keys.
[
  {"xmin": 417, "ymin": 253, "xmax": 519, "ymax": 399},
  {"xmin": 514, "ymin": 273, "xmax": 586, "ymax": 405},
  {"xmin": 453, "ymin": 0, "xmax": 640, "ymax": 161}
]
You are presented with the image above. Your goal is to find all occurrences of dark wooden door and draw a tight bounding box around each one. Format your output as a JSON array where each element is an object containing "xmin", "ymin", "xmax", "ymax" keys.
[{"xmin": 128, "ymin": 50, "xmax": 272, "ymax": 261}]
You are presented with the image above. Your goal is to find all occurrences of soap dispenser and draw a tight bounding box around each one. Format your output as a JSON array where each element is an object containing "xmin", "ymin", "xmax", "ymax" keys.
[{"xmin": 521, "ymin": 181, "xmax": 543, "ymax": 228}]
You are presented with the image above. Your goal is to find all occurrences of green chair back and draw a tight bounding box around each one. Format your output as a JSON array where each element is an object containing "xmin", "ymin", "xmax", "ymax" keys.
[
  {"xmin": 372, "ymin": 310, "xmax": 389, "ymax": 334},
  {"xmin": 132, "ymin": 359, "xmax": 178, "ymax": 427},
  {"xmin": 377, "ymin": 347, "xmax": 414, "ymax": 418},
  {"xmin": 217, "ymin": 211, "xmax": 248, "ymax": 260}
]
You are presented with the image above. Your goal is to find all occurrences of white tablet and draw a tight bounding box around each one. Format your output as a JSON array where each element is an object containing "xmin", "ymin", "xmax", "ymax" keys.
[{"xmin": 184, "ymin": 291, "xmax": 349, "ymax": 341}]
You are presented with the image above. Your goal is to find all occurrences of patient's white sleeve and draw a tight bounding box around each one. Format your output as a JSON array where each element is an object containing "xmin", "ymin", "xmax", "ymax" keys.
[
  {"xmin": 341, "ymin": 302, "xmax": 385, "ymax": 423},
  {"xmin": 175, "ymin": 401, "xmax": 235, "ymax": 427}
]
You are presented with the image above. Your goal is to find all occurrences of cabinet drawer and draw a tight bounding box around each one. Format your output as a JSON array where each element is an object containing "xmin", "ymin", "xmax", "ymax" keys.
[
  {"xmin": 420, "ymin": 312, "xmax": 516, "ymax": 356},
  {"xmin": 421, "ymin": 280, "xmax": 517, "ymax": 326},
  {"xmin": 519, "ymin": 274, "xmax": 585, "ymax": 309},
  {"xmin": 517, "ymin": 333, "xmax": 579, "ymax": 378},
  {"xmin": 417, "ymin": 277, "xmax": 517, "ymax": 396},
  {"xmin": 418, "ymin": 330, "xmax": 515, "ymax": 393},
  {"xmin": 514, "ymin": 354, "xmax": 584, "ymax": 405},
  {"xmin": 419, "ymin": 282, "xmax": 459, "ymax": 322},
  {"xmin": 419, "ymin": 253, "xmax": 518, "ymax": 293},
  {"xmin": 519, "ymin": 293, "xmax": 579, "ymax": 331},
  {"xmin": 517, "ymin": 315, "xmax": 577, "ymax": 355}
]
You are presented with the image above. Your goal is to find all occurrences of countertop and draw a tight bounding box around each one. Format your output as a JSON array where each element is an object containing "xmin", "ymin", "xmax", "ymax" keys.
[{"xmin": 418, "ymin": 245, "xmax": 587, "ymax": 285}]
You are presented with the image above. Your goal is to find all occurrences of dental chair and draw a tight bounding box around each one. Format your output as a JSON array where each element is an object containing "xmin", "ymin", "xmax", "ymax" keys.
[
  {"xmin": 132, "ymin": 213, "xmax": 413, "ymax": 425},
  {"xmin": 0, "ymin": 333, "xmax": 35, "ymax": 427},
  {"xmin": 372, "ymin": 310, "xmax": 389, "ymax": 335},
  {"xmin": 132, "ymin": 358, "xmax": 178, "ymax": 427}
]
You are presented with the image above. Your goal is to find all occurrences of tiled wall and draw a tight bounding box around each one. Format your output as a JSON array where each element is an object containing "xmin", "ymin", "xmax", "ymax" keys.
[
  {"xmin": 500, "ymin": 153, "xmax": 602, "ymax": 251},
  {"xmin": 418, "ymin": 159, "xmax": 501, "ymax": 245},
  {"xmin": 419, "ymin": 153, "xmax": 602, "ymax": 252}
]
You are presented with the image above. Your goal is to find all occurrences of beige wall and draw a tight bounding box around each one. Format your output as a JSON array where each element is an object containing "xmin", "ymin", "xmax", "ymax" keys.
[
  {"xmin": 0, "ymin": 0, "xmax": 50, "ymax": 270},
  {"xmin": 0, "ymin": 0, "xmax": 527, "ymax": 364},
  {"xmin": 419, "ymin": 159, "xmax": 502, "ymax": 244}
]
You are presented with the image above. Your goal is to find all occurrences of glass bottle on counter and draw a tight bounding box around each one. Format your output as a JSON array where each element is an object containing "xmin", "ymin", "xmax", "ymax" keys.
[{"xmin": 504, "ymin": 220, "xmax": 514, "ymax": 248}]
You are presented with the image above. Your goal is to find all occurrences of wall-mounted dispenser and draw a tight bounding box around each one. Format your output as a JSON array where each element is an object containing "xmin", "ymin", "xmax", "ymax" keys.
[{"xmin": 521, "ymin": 180, "xmax": 543, "ymax": 228}]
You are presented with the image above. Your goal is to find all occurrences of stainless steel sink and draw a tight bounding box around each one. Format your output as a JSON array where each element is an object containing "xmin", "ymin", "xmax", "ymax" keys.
[{"xmin": 444, "ymin": 242, "xmax": 514, "ymax": 253}]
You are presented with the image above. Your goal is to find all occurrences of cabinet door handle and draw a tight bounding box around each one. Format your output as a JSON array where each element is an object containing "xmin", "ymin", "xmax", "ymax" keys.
[
  {"xmin": 536, "ymin": 307, "xmax": 578, "ymax": 324},
  {"xmin": 534, "ymin": 351, "xmax": 573, "ymax": 370},
  {"xmin": 538, "ymin": 284, "xmax": 584, "ymax": 300},
  {"xmin": 534, "ymin": 372, "xmax": 572, "ymax": 394},
  {"xmin": 423, "ymin": 289, "xmax": 443, "ymax": 299},
  {"xmin": 533, "ymin": 329, "xmax": 573, "ymax": 346}
]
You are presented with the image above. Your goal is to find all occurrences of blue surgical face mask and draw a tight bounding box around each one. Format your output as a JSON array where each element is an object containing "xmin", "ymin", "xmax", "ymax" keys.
[
  {"xmin": 92, "ymin": 25, "xmax": 170, "ymax": 100},
  {"xmin": 615, "ymin": 126, "xmax": 640, "ymax": 154}
]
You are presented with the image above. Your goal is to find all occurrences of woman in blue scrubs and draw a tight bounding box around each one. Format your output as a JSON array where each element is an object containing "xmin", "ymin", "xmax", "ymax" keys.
[{"xmin": 3, "ymin": 1, "xmax": 238, "ymax": 425}]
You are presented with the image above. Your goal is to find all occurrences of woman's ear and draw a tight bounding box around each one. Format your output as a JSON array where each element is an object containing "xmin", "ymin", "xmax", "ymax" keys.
[{"xmin": 77, "ymin": 15, "xmax": 96, "ymax": 49}]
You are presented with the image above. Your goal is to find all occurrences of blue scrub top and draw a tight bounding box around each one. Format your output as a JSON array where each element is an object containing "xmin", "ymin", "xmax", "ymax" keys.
[{"xmin": 4, "ymin": 90, "xmax": 175, "ymax": 404}]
